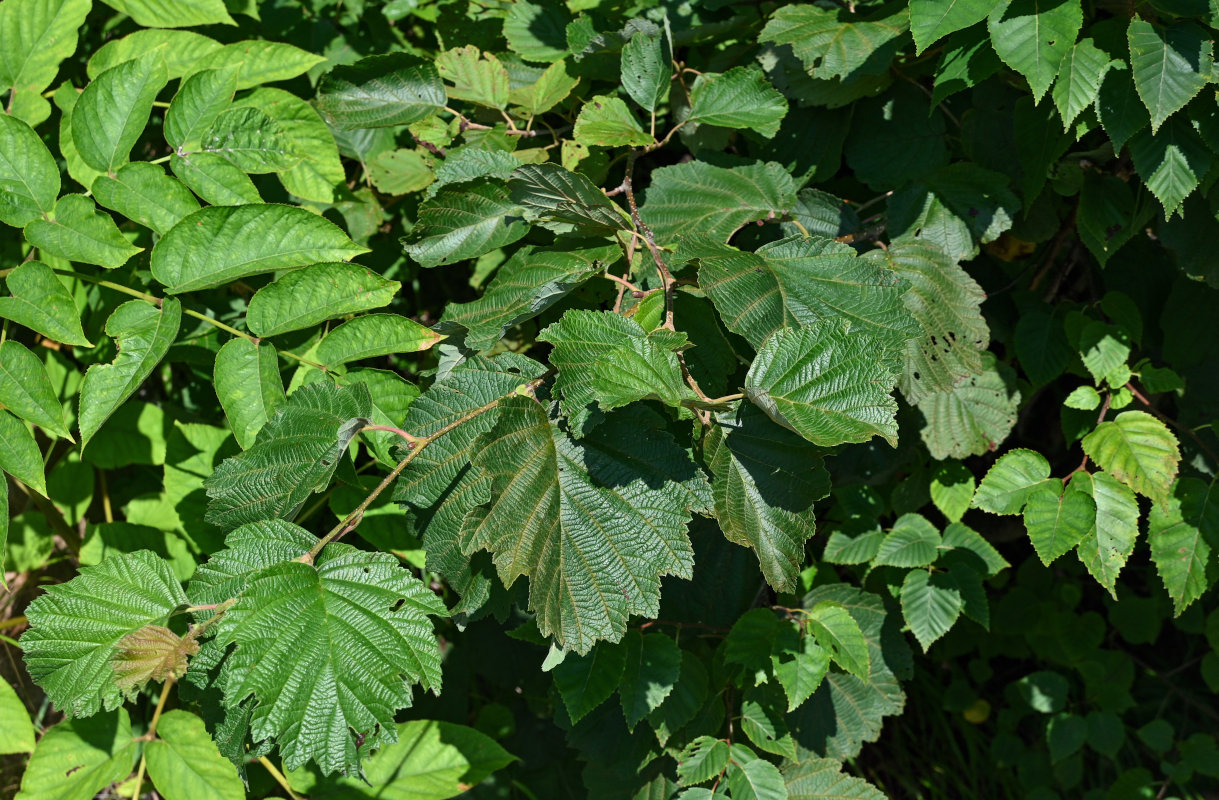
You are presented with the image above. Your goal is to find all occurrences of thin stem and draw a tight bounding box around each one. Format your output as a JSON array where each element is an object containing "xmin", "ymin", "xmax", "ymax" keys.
[
  {"xmin": 361, "ymin": 425, "xmax": 421, "ymax": 446},
  {"xmin": 622, "ymin": 151, "xmax": 676, "ymax": 330},
  {"xmin": 0, "ymin": 616, "xmax": 28, "ymax": 631},
  {"xmin": 99, "ymin": 470, "xmax": 114, "ymax": 524},
  {"xmin": 258, "ymin": 756, "xmax": 303, "ymax": 800},
  {"xmin": 602, "ymin": 271, "xmax": 642, "ymax": 295},
  {"xmin": 131, "ymin": 756, "xmax": 149, "ymax": 800},
  {"xmin": 137, "ymin": 674, "xmax": 176, "ymax": 742}
]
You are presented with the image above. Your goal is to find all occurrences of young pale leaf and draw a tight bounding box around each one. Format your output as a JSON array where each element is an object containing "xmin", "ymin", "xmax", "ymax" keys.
[
  {"xmin": 987, "ymin": 0, "xmax": 1082, "ymax": 102},
  {"xmin": 508, "ymin": 163, "xmax": 629, "ymax": 234},
  {"xmin": 145, "ymin": 710, "xmax": 244, "ymax": 800},
  {"xmin": 462, "ymin": 397, "xmax": 710, "ymax": 653},
  {"xmin": 170, "ymin": 152, "xmax": 263, "ymax": 205},
  {"xmin": 246, "ymin": 262, "xmax": 400, "ymax": 338},
  {"xmin": 317, "ymin": 53, "xmax": 446, "ymax": 130},
  {"xmin": 79, "ymin": 299, "xmax": 182, "ymax": 450},
  {"xmin": 804, "ymin": 602, "xmax": 869, "ymax": 679},
  {"xmin": 435, "ymin": 46, "xmax": 509, "ymax": 109},
  {"xmin": 705, "ymin": 404, "xmax": 830, "ymax": 592},
  {"xmin": 761, "ymin": 4, "xmax": 909, "ymax": 80},
  {"xmin": 442, "ymin": 244, "xmax": 617, "ymax": 351},
  {"xmin": 1071, "ymin": 471, "xmax": 1139, "ymax": 597},
  {"xmin": 910, "ymin": 0, "xmax": 990, "ymax": 53},
  {"xmin": 916, "ymin": 355, "xmax": 1020, "ymax": 460},
  {"xmin": 1052, "ymin": 39, "xmax": 1112, "ymax": 130},
  {"xmin": 1128, "ymin": 20, "xmax": 1213, "ymax": 133},
  {"xmin": 315, "ymin": 314, "xmax": 442, "ymax": 368},
  {"xmin": 214, "ymin": 338, "xmax": 286, "ymax": 450},
  {"xmin": 150, "ymin": 204, "xmax": 368, "ymax": 293},
  {"xmin": 21, "ymin": 551, "xmax": 188, "ymax": 716},
  {"xmin": 1128, "ymin": 117, "xmax": 1211, "ymax": 219},
  {"xmin": 1082, "ymin": 410, "xmax": 1180, "ymax": 507},
  {"xmin": 553, "ymin": 640, "xmax": 627, "ymax": 724},
  {"xmin": 873, "ymin": 513, "xmax": 941, "ymax": 568},
  {"xmin": 1146, "ymin": 477, "xmax": 1218, "ymax": 615},
  {"xmin": 403, "ymin": 179, "xmax": 530, "ymax": 268},
  {"xmin": 0, "ymin": 410, "xmax": 47, "ymax": 496},
  {"xmin": 0, "ymin": 113, "xmax": 59, "ymax": 227},
  {"xmin": 692, "ymin": 235, "xmax": 915, "ymax": 356},
  {"xmin": 900, "ymin": 570, "xmax": 962, "ymax": 651},
  {"xmin": 509, "ymin": 59, "xmax": 579, "ymax": 116},
  {"xmin": 930, "ymin": 461, "xmax": 976, "ymax": 523},
  {"xmin": 686, "ymin": 67, "xmax": 788, "ymax": 138},
  {"xmin": 621, "ymin": 31, "xmax": 670, "ymax": 112},
  {"xmin": 0, "ymin": 341, "xmax": 73, "ymax": 439},
  {"xmin": 197, "ymin": 107, "xmax": 300, "ymax": 173},
  {"xmin": 619, "ymin": 631, "xmax": 682, "ymax": 731},
  {"xmin": 110, "ymin": 625, "xmax": 198, "ymax": 696},
  {"xmin": 745, "ymin": 323, "xmax": 899, "ymax": 448},
  {"xmin": 186, "ymin": 41, "xmax": 326, "ymax": 90},
  {"xmin": 212, "ymin": 543, "xmax": 446, "ymax": 774},
  {"xmin": 24, "ymin": 194, "xmax": 143, "ymax": 269},
  {"xmin": 164, "ymin": 66, "xmax": 239, "ymax": 150},
  {"xmin": 678, "ymin": 736, "xmax": 731, "ymax": 786},
  {"xmin": 641, "ymin": 161, "xmax": 796, "ymax": 245},
  {"xmin": 101, "ymin": 0, "xmax": 233, "ymax": 28},
  {"xmin": 92, "ymin": 162, "xmax": 200, "ymax": 236},
  {"xmin": 1023, "ymin": 483, "xmax": 1096, "ymax": 565},
  {"xmin": 972, "ymin": 448, "xmax": 1055, "ymax": 514},
  {"xmin": 12, "ymin": 710, "xmax": 138, "ymax": 800},
  {"xmin": 0, "ymin": 0, "xmax": 91, "ymax": 126},
  {"xmin": 0, "ymin": 677, "xmax": 34, "ymax": 754},
  {"xmin": 573, "ymin": 95, "xmax": 653, "ymax": 147},
  {"xmin": 204, "ymin": 381, "xmax": 372, "ymax": 530},
  {"xmin": 73, "ymin": 52, "xmax": 169, "ymax": 173}
]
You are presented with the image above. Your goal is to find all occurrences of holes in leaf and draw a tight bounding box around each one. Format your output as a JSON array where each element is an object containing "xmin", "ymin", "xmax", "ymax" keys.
[{"xmin": 389, "ymin": 598, "xmax": 406, "ymax": 613}]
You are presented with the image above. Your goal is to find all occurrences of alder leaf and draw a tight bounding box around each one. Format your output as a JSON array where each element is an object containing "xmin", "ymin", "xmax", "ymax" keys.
[
  {"xmin": 783, "ymin": 758, "xmax": 886, "ymax": 800},
  {"xmin": 804, "ymin": 602, "xmax": 870, "ymax": 679},
  {"xmin": 916, "ymin": 354, "xmax": 1020, "ymax": 460},
  {"xmin": 211, "ymin": 542, "xmax": 447, "ymax": 774},
  {"xmin": 1023, "ymin": 483, "xmax": 1096, "ymax": 566},
  {"xmin": 573, "ymin": 95, "xmax": 652, "ymax": 147},
  {"xmin": 873, "ymin": 513, "xmax": 941, "ymax": 568},
  {"xmin": 1082, "ymin": 410, "xmax": 1180, "ymax": 507},
  {"xmin": 987, "ymin": 0, "xmax": 1082, "ymax": 102},
  {"xmin": 1052, "ymin": 39, "xmax": 1113, "ymax": 130},
  {"xmin": 761, "ymin": 4, "xmax": 909, "ymax": 81},
  {"xmin": 972, "ymin": 448, "xmax": 1056, "ymax": 514},
  {"xmin": 317, "ymin": 53, "xmax": 446, "ymax": 130},
  {"xmin": 203, "ymin": 381, "xmax": 372, "ymax": 530},
  {"xmin": 460, "ymin": 397, "xmax": 710, "ymax": 653},
  {"xmin": 21, "ymin": 550, "xmax": 189, "ymax": 716},
  {"xmin": 508, "ymin": 163, "xmax": 629, "ymax": 234},
  {"xmin": 1071, "ymin": 471, "xmax": 1139, "ymax": 597},
  {"xmin": 1128, "ymin": 19, "xmax": 1213, "ymax": 133},
  {"xmin": 1146, "ymin": 477, "xmax": 1219, "ymax": 615},
  {"xmin": 900, "ymin": 570, "xmax": 962, "ymax": 651},
  {"xmin": 685, "ymin": 66, "xmax": 788, "ymax": 138},
  {"xmin": 402, "ymin": 179, "xmax": 530, "ymax": 268},
  {"xmin": 910, "ymin": 0, "xmax": 991, "ymax": 53},
  {"xmin": 641, "ymin": 161, "xmax": 796, "ymax": 245}
]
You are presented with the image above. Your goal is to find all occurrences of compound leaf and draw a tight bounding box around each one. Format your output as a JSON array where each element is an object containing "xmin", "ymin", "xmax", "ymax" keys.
[
  {"xmin": 12, "ymin": 710, "xmax": 138, "ymax": 800},
  {"xmin": 195, "ymin": 107, "xmax": 300, "ymax": 174},
  {"xmin": 315, "ymin": 314, "xmax": 442, "ymax": 368},
  {"xmin": 164, "ymin": 66, "xmax": 239, "ymax": 151},
  {"xmin": 73, "ymin": 51, "xmax": 168, "ymax": 173},
  {"xmin": 24, "ymin": 194, "xmax": 143, "ymax": 269},
  {"xmin": 0, "ymin": 112, "xmax": 59, "ymax": 227},
  {"xmin": 0, "ymin": 410, "xmax": 47, "ymax": 496},
  {"xmin": 0, "ymin": 341, "xmax": 73, "ymax": 439},
  {"xmin": 91, "ymin": 162, "xmax": 200, "ymax": 236},
  {"xmin": 0, "ymin": 0, "xmax": 91, "ymax": 126}
]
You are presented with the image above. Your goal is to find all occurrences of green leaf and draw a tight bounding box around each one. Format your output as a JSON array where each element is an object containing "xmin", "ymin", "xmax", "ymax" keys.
[
  {"xmin": 740, "ymin": 692, "xmax": 798, "ymax": 759},
  {"xmin": 318, "ymin": 53, "xmax": 446, "ymax": 130},
  {"xmin": 772, "ymin": 634, "xmax": 831, "ymax": 713},
  {"xmin": 214, "ymin": 338, "xmax": 285, "ymax": 450},
  {"xmin": 145, "ymin": 710, "xmax": 244, "ymax": 800},
  {"xmin": 706, "ymin": 404, "xmax": 830, "ymax": 592},
  {"xmin": 874, "ymin": 513, "xmax": 941, "ymax": 568},
  {"xmin": 1079, "ymin": 321, "xmax": 1131, "ymax": 385},
  {"xmin": 0, "ymin": 410, "xmax": 46, "ymax": 496},
  {"xmin": 916, "ymin": 354, "xmax": 1020, "ymax": 460},
  {"xmin": 1147, "ymin": 477, "xmax": 1218, "ymax": 615},
  {"xmin": 1071, "ymin": 471, "xmax": 1139, "ymax": 597},
  {"xmin": 744, "ymin": 323, "xmax": 899, "ymax": 448},
  {"xmin": 247, "ymin": 262, "xmax": 400, "ymax": 338},
  {"xmin": 186, "ymin": 40, "xmax": 326, "ymax": 91},
  {"xmin": 648, "ymin": 650, "xmax": 709, "ymax": 744},
  {"xmin": 1082, "ymin": 410, "xmax": 1180, "ymax": 506},
  {"xmin": 553, "ymin": 640, "xmax": 627, "ymax": 724},
  {"xmin": 24, "ymin": 194, "xmax": 142, "ymax": 269},
  {"xmin": 886, "ymin": 164, "xmax": 1019, "ymax": 262},
  {"xmin": 987, "ymin": 0, "xmax": 1082, "ymax": 102},
  {"xmin": 574, "ymin": 94, "xmax": 653, "ymax": 147},
  {"xmin": 212, "ymin": 542, "xmax": 446, "ymax": 774},
  {"xmin": 101, "ymin": 0, "xmax": 233, "ymax": 28},
  {"xmin": 621, "ymin": 31, "xmax": 670, "ymax": 113},
  {"xmin": 0, "ymin": 341, "xmax": 72, "ymax": 439},
  {"xmin": 204, "ymin": 381, "xmax": 371, "ymax": 530},
  {"xmin": 403, "ymin": 179, "xmax": 530, "ymax": 268},
  {"xmin": 972, "ymin": 448, "xmax": 1055, "ymax": 514},
  {"xmin": 509, "ymin": 59, "xmax": 579, "ymax": 116},
  {"xmin": 1128, "ymin": 19, "xmax": 1213, "ymax": 133},
  {"xmin": 461, "ymin": 397, "xmax": 709, "ymax": 653},
  {"xmin": 727, "ymin": 745, "xmax": 789, "ymax": 800},
  {"xmin": 86, "ymin": 29, "xmax": 222, "ymax": 81},
  {"xmin": 1052, "ymin": 39, "xmax": 1113, "ymax": 130},
  {"xmin": 73, "ymin": 52, "xmax": 168, "ymax": 173},
  {"xmin": 92, "ymin": 162, "xmax": 200, "ymax": 236},
  {"xmin": 316, "ymin": 313, "xmax": 442, "ymax": 368},
  {"xmin": 170, "ymin": 151, "xmax": 262, "ymax": 206},
  {"xmin": 910, "ymin": 0, "xmax": 991, "ymax": 53},
  {"xmin": 338, "ymin": 369, "xmax": 418, "ymax": 468},
  {"xmin": 21, "ymin": 551, "xmax": 188, "ymax": 715},
  {"xmin": 1023, "ymin": 483, "xmax": 1096, "ymax": 565},
  {"xmin": 929, "ymin": 461, "xmax": 976, "ymax": 523},
  {"xmin": 1096, "ymin": 65, "xmax": 1148, "ymax": 152},
  {"xmin": 79, "ymin": 299, "xmax": 181, "ymax": 450},
  {"xmin": 0, "ymin": 677, "xmax": 34, "ymax": 754},
  {"xmin": 369, "ymin": 148, "xmax": 433, "ymax": 197},
  {"xmin": 783, "ymin": 758, "xmax": 886, "ymax": 800},
  {"xmin": 941, "ymin": 522, "xmax": 1008, "ymax": 576},
  {"xmin": 233, "ymin": 88, "xmax": 344, "ymax": 204},
  {"xmin": 195, "ymin": 107, "xmax": 299, "ymax": 173},
  {"xmin": 642, "ymin": 161, "xmax": 797, "ymax": 245},
  {"xmin": 0, "ymin": 0, "xmax": 91, "ymax": 126},
  {"xmin": 0, "ymin": 262, "xmax": 89, "ymax": 347},
  {"xmin": 436, "ymin": 46, "xmax": 509, "ymax": 109},
  {"xmin": 151, "ymin": 204, "xmax": 368, "ymax": 293},
  {"xmin": 900, "ymin": 569, "xmax": 962, "ymax": 651},
  {"xmin": 805, "ymin": 602, "xmax": 869, "ymax": 678},
  {"xmin": 0, "ymin": 112, "xmax": 59, "ymax": 227},
  {"xmin": 1128, "ymin": 116, "xmax": 1211, "ymax": 219},
  {"xmin": 164, "ymin": 66, "xmax": 239, "ymax": 150},
  {"xmin": 931, "ymin": 26, "xmax": 1002, "ymax": 106},
  {"xmin": 12, "ymin": 710, "xmax": 139, "ymax": 800},
  {"xmin": 1013, "ymin": 311, "xmax": 1071, "ymax": 386},
  {"xmin": 686, "ymin": 67, "xmax": 788, "ymax": 138},
  {"xmin": 761, "ymin": 4, "xmax": 909, "ymax": 81},
  {"xmin": 442, "ymin": 244, "xmax": 617, "ymax": 351},
  {"xmin": 678, "ymin": 736, "xmax": 730, "ymax": 786},
  {"xmin": 508, "ymin": 162, "xmax": 629, "ymax": 234},
  {"xmin": 619, "ymin": 631, "xmax": 682, "ymax": 731}
]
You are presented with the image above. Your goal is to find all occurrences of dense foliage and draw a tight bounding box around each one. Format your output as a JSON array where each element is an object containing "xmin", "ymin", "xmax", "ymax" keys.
[{"xmin": 1, "ymin": 0, "xmax": 1219, "ymax": 797}]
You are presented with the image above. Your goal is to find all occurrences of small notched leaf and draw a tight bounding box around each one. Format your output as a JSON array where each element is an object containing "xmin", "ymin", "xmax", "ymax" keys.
[{"xmin": 111, "ymin": 625, "xmax": 200, "ymax": 698}]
